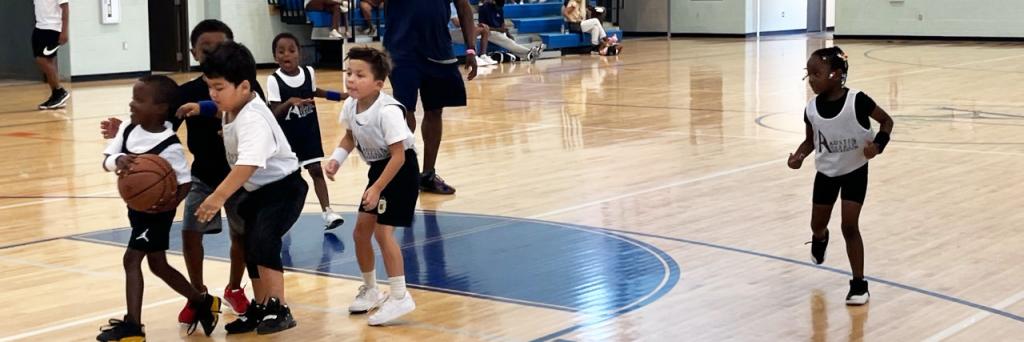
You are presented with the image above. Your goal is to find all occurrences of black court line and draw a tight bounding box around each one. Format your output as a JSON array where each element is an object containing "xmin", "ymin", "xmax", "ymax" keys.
[
  {"xmin": 754, "ymin": 112, "xmax": 1024, "ymax": 145},
  {"xmin": 602, "ymin": 227, "xmax": 1024, "ymax": 323},
  {"xmin": 862, "ymin": 45, "xmax": 1024, "ymax": 75},
  {"xmin": 467, "ymin": 97, "xmax": 788, "ymax": 116}
]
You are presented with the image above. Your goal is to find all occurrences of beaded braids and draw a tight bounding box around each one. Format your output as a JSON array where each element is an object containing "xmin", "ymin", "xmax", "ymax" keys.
[{"xmin": 811, "ymin": 46, "xmax": 849, "ymax": 85}]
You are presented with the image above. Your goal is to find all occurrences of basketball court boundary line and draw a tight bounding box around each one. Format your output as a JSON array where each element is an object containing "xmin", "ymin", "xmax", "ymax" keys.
[{"xmin": 603, "ymin": 228, "xmax": 1024, "ymax": 323}]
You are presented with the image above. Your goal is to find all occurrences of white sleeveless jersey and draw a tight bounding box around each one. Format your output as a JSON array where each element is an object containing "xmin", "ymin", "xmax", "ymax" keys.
[{"xmin": 805, "ymin": 89, "xmax": 875, "ymax": 177}]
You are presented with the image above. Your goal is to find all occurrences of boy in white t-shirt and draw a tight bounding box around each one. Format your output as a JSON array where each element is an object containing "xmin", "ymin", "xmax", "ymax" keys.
[
  {"xmin": 185, "ymin": 42, "xmax": 307, "ymax": 335},
  {"xmin": 325, "ymin": 47, "xmax": 420, "ymax": 326}
]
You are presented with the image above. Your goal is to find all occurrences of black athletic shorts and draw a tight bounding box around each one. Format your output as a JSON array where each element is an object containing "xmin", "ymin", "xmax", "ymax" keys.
[
  {"xmin": 359, "ymin": 149, "xmax": 420, "ymax": 227},
  {"xmin": 32, "ymin": 28, "xmax": 61, "ymax": 58},
  {"xmin": 127, "ymin": 208, "xmax": 175, "ymax": 253},
  {"xmin": 813, "ymin": 163, "xmax": 868, "ymax": 205}
]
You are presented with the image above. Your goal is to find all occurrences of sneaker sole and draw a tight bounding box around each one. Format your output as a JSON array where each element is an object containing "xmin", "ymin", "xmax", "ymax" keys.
[
  {"xmin": 349, "ymin": 296, "xmax": 386, "ymax": 314},
  {"xmin": 325, "ymin": 219, "xmax": 345, "ymax": 230},
  {"xmin": 114, "ymin": 337, "xmax": 146, "ymax": 342},
  {"xmin": 846, "ymin": 295, "xmax": 870, "ymax": 305},
  {"xmin": 810, "ymin": 252, "xmax": 824, "ymax": 265},
  {"xmin": 367, "ymin": 304, "xmax": 416, "ymax": 326},
  {"xmin": 256, "ymin": 320, "xmax": 297, "ymax": 335},
  {"xmin": 44, "ymin": 93, "xmax": 70, "ymax": 109}
]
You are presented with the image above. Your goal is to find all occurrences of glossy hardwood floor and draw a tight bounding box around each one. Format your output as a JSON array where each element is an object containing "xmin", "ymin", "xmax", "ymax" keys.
[{"xmin": 1, "ymin": 35, "xmax": 1023, "ymax": 341}]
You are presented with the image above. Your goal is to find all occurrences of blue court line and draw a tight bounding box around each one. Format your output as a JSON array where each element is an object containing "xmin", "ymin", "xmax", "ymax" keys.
[
  {"xmin": 536, "ymin": 223, "xmax": 1024, "ymax": 339},
  {"xmin": 600, "ymin": 228, "xmax": 1024, "ymax": 323}
]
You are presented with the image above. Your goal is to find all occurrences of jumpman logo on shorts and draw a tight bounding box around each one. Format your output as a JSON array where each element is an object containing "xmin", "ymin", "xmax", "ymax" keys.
[{"xmin": 136, "ymin": 228, "xmax": 150, "ymax": 243}]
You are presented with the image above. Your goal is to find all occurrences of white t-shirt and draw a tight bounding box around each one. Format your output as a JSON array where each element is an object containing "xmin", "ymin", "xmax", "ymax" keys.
[
  {"xmin": 339, "ymin": 92, "xmax": 415, "ymax": 163},
  {"xmin": 34, "ymin": 0, "xmax": 68, "ymax": 31},
  {"xmin": 805, "ymin": 88, "xmax": 875, "ymax": 177},
  {"xmin": 103, "ymin": 121, "xmax": 191, "ymax": 185},
  {"xmin": 222, "ymin": 95, "xmax": 300, "ymax": 191},
  {"xmin": 266, "ymin": 67, "xmax": 317, "ymax": 102}
]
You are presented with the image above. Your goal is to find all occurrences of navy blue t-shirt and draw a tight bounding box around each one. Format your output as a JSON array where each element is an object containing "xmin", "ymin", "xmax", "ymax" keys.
[
  {"xmin": 384, "ymin": 0, "xmax": 456, "ymax": 61},
  {"xmin": 478, "ymin": 3, "xmax": 503, "ymax": 29}
]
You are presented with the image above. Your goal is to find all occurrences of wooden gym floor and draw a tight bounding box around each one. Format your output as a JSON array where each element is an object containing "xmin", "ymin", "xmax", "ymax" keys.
[{"xmin": 1, "ymin": 35, "xmax": 1023, "ymax": 341}]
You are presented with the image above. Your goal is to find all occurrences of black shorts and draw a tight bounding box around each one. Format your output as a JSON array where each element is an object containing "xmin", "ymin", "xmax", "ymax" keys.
[
  {"xmin": 359, "ymin": 149, "xmax": 420, "ymax": 227},
  {"xmin": 238, "ymin": 171, "xmax": 308, "ymax": 277},
  {"xmin": 390, "ymin": 56, "xmax": 467, "ymax": 112},
  {"xmin": 32, "ymin": 28, "xmax": 61, "ymax": 58},
  {"xmin": 127, "ymin": 208, "xmax": 175, "ymax": 253},
  {"xmin": 813, "ymin": 163, "xmax": 869, "ymax": 205}
]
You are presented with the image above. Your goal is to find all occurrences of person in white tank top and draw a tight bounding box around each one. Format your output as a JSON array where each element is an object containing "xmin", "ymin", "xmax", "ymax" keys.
[{"xmin": 787, "ymin": 46, "xmax": 895, "ymax": 307}]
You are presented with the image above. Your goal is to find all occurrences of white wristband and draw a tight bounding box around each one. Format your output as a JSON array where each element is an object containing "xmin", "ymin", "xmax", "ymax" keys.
[
  {"xmin": 330, "ymin": 147, "xmax": 350, "ymax": 164},
  {"xmin": 104, "ymin": 153, "xmax": 125, "ymax": 172}
]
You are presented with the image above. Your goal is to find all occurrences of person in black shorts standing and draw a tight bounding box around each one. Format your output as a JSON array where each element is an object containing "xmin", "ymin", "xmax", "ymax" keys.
[
  {"xmin": 788, "ymin": 46, "xmax": 895, "ymax": 306},
  {"xmin": 384, "ymin": 0, "xmax": 478, "ymax": 194},
  {"xmin": 32, "ymin": 0, "xmax": 70, "ymax": 110}
]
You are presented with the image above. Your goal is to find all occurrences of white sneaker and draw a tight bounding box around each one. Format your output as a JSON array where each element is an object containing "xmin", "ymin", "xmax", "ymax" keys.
[
  {"xmin": 323, "ymin": 212, "xmax": 344, "ymax": 230},
  {"xmin": 329, "ymin": 29, "xmax": 343, "ymax": 39},
  {"xmin": 475, "ymin": 55, "xmax": 496, "ymax": 66},
  {"xmin": 348, "ymin": 285, "xmax": 385, "ymax": 313},
  {"xmin": 368, "ymin": 293, "xmax": 415, "ymax": 326}
]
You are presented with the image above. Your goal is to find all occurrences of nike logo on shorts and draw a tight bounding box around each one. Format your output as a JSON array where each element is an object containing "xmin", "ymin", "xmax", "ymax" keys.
[{"xmin": 43, "ymin": 46, "xmax": 59, "ymax": 56}]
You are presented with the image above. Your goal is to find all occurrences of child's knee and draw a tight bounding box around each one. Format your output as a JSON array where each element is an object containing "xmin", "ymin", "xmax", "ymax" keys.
[
  {"xmin": 353, "ymin": 225, "xmax": 374, "ymax": 241},
  {"xmin": 840, "ymin": 224, "xmax": 860, "ymax": 237},
  {"xmin": 122, "ymin": 251, "xmax": 143, "ymax": 270}
]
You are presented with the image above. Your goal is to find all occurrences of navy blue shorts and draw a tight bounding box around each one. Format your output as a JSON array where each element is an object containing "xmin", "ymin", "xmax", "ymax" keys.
[
  {"xmin": 279, "ymin": 112, "xmax": 325, "ymax": 166},
  {"xmin": 390, "ymin": 57, "xmax": 466, "ymax": 112}
]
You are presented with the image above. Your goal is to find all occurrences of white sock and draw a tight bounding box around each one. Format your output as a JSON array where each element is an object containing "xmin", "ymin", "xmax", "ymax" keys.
[
  {"xmin": 389, "ymin": 276, "xmax": 407, "ymax": 299},
  {"xmin": 324, "ymin": 207, "xmax": 334, "ymax": 214},
  {"xmin": 362, "ymin": 271, "xmax": 377, "ymax": 289}
]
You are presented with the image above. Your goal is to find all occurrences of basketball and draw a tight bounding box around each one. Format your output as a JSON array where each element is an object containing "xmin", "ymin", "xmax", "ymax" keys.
[{"xmin": 117, "ymin": 154, "xmax": 179, "ymax": 213}]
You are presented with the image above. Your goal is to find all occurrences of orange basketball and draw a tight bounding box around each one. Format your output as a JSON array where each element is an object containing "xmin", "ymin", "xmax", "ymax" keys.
[{"xmin": 117, "ymin": 154, "xmax": 179, "ymax": 213}]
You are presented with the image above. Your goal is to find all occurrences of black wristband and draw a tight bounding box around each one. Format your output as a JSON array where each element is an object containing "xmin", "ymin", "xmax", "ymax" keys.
[{"xmin": 873, "ymin": 131, "xmax": 890, "ymax": 153}]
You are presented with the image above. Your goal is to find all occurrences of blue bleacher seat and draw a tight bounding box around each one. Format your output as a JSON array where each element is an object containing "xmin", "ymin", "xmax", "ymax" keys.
[
  {"xmin": 504, "ymin": 3, "xmax": 563, "ymax": 19},
  {"xmin": 307, "ymin": 11, "xmax": 332, "ymax": 27},
  {"xmin": 511, "ymin": 17, "xmax": 564, "ymax": 34}
]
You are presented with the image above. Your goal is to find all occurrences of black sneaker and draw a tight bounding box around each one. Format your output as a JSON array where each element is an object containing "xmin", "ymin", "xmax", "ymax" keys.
[
  {"xmin": 37, "ymin": 91, "xmax": 58, "ymax": 110},
  {"xmin": 96, "ymin": 316, "xmax": 145, "ymax": 341},
  {"xmin": 40, "ymin": 88, "xmax": 70, "ymax": 110},
  {"xmin": 256, "ymin": 297, "xmax": 297, "ymax": 335},
  {"xmin": 187, "ymin": 294, "xmax": 221, "ymax": 336},
  {"xmin": 846, "ymin": 278, "xmax": 870, "ymax": 305},
  {"xmin": 225, "ymin": 300, "xmax": 264, "ymax": 334},
  {"xmin": 807, "ymin": 230, "xmax": 829, "ymax": 265},
  {"xmin": 420, "ymin": 170, "xmax": 456, "ymax": 195}
]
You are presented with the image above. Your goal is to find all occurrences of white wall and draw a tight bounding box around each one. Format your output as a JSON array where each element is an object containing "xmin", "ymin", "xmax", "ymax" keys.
[
  {"xmin": 836, "ymin": 0, "xmax": 1024, "ymax": 38},
  {"xmin": 757, "ymin": 0, "xmax": 806, "ymax": 32},
  {"xmin": 667, "ymin": 0, "xmax": 804, "ymax": 35},
  {"xmin": 69, "ymin": 0, "xmax": 151, "ymax": 76},
  {"xmin": 671, "ymin": 0, "xmax": 752, "ymax": 34},
  {"xmin": 825, "ymin": 0, "xmax": 835, "ymax": 28},
  {"xmin": 215, "ymin": 0, "xmax": 312, "ymax": 65}
]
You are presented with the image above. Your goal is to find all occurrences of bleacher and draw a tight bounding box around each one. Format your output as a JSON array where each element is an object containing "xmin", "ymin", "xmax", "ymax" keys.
[{"xmin": 269, "ymin": 0, "xmax": 623, "ymax": 60}]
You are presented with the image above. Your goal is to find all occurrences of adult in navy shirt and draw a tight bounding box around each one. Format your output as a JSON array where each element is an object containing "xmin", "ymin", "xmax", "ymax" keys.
[{"xmin": 384, "ymin": 0, "xmax": 478, "ymax": 195}]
